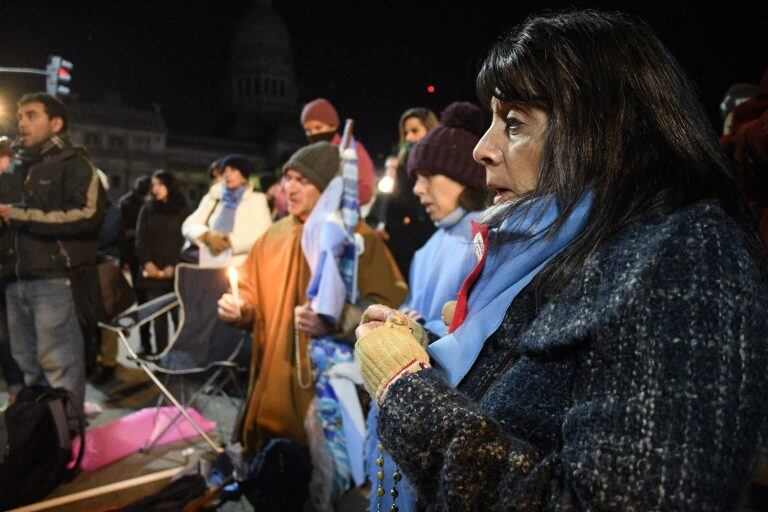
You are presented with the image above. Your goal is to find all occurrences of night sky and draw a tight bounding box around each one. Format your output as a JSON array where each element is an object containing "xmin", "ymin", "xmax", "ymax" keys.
[{"xmin": 0, "ymin": 0, "xmax": 765, "ymax": 162}]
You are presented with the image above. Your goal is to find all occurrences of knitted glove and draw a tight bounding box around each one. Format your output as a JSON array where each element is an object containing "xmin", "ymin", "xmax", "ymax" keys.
[
  {"xmin": 355, "ymin": 319, "xmax": 430, "ymax": 403},
  {"xmin": 360, "ymin": 307, "xmax": 429, "ymax": 348},
  {"xmin": 201, "ymin": 231, "xmax": 231, "ymax": 256}
]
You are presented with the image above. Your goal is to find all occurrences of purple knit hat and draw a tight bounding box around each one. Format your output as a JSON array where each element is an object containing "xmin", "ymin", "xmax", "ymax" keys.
[{"xmin": 407, "ymin": 101, "xmax": 487, "ymax": 192}]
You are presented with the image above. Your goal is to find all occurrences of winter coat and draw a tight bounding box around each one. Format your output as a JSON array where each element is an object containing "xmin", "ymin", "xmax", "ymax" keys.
[
  {"xmin": 181, "ymin": 185, "xmax": 271, "ymax": 267},
  {"xmin": 135, "ymin": 196, "xmax": 188, "ymax": 291},
  {"xmin": 7, "ymin": 137, "xmax": 107, "ymax": 280},
  {"xmin": 377, "ymin": 200, "xmax": 768, "ymax": 511}
]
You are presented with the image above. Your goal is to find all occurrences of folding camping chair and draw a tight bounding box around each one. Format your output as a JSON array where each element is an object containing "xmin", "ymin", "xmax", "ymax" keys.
[{"xmin": 99, "ymin": 263, "xmax": 250, "ymax": 454}]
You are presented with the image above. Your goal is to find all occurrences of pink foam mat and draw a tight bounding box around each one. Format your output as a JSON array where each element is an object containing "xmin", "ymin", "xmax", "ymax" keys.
[{"xmin": 70, "ymin": 406, "xmax": 217, "ymax": 471}]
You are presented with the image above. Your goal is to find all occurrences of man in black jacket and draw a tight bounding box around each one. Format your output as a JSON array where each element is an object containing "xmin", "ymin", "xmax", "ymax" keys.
[{"xmin": 0, "ymin": 93, "xmax": 107, "ymax": 412}]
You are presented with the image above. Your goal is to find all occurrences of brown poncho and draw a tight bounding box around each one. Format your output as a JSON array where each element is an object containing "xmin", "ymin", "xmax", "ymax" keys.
[{"xmin": 236, "ymin": 215, "xmax": 407, "ymax": 454}]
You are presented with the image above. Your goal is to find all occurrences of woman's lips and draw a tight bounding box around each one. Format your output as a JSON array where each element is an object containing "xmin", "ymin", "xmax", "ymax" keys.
[{"xmin": 492, "ymin": 188, "xmax": 514, "ymax": 205}]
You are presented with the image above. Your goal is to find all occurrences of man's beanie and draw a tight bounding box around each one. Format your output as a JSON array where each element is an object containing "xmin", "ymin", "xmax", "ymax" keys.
[
  {"xmin": 221, "ymin": 154, "xmax": 253, "ymax": 179},
  {"xmin": 407, "ymin": 101, "xmax": 487, "ymax": 192},
  {"xmin": 300, "ymin": 98, "xmax": 340, "ymax": 128},
  {"xmin": 283, "ymin": 142, "xmax": 340, "ymax": 192}
]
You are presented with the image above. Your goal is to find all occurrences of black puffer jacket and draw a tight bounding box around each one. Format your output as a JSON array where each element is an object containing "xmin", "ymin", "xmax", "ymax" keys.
[{"xmin": 8, "ymin": 137, "xmax": 107, "ymax": 280}]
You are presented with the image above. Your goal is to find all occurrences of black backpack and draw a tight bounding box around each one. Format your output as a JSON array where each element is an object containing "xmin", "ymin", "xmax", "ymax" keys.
[
  {"xmin": 0, "ymin": 386, "xmax": 86, "ymax": 510},
  {"xmin": 240, "ymin": 438, "xmax": 312, "ymax": 512}
]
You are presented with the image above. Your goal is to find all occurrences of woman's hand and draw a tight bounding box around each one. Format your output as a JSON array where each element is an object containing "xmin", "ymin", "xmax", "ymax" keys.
[
  {"xmin": 355, "ymin": 304, "xmax": 390, "ymax": 338},
  {"xmin": 201, "ymin": 231, "xmax": 231, "ymax": 256},
  {"xmin": 355, "ymin": 316, "xmax": 431, "ymax": 403},
  {"xmin": 356, "ymin": 304, "xmax": 428, "ymax": 347},
  {"xmin": 217, "ymin": 293, "xmax": 244, "ymax": 324},
  {"xmin": 143, "ymin": 261, "xmax": 160, "ymax": 279}
]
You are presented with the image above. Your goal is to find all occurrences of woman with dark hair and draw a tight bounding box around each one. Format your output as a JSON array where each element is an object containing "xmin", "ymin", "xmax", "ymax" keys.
[
  {"xmin": 382, "ymin": 107, "xmax": 440, "ymax": 280},
  {"xmin": 355, "ymin": 11, "xmax": 768, "ymax": 511},
  {"xmin": 135, "ymin": 170, "xmax": 188, "ymax": 355}
]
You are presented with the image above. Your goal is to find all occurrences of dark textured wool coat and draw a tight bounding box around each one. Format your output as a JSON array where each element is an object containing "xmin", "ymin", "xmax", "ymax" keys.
[{"xmin": 377, "ymin": 200, "xmax": 768, "ymax": 511}]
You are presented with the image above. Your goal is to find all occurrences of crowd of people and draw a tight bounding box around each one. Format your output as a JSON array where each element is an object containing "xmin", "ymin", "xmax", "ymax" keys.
[{"xmin": 1, "ymin": 8, "xmax": 768, "ymax": 511}]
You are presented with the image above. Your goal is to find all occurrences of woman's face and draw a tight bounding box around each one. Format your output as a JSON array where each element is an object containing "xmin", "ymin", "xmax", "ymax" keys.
[
  {"xmin": 403, "ymin": 117, "xmax": 429, "ymax": 143},
  {"xmin": 151, "ymin": 177, "xmax": 168, "ymax": 202},
  {"xmin": 473, "ymin": 98, "xmax": 547, "ymax": 205},
  {"xmin": 223, "ymin": 166, "xmax": 248, "ymax": 190},
  {"xmin": 412, "ymin": 173, "xmax": 465, "ymax": 222}
]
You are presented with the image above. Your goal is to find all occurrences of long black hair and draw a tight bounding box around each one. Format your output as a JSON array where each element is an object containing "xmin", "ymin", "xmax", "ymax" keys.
[
  {"xmin": 476, "ymin": 10, "xmax": 761, "ymax": 295},
  {"xmin": 150, "ymin": 170, "xmax": 187, "ymax": 212}
]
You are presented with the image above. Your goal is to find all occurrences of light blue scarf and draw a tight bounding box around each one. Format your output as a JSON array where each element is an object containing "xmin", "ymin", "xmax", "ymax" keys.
[
  {"xmin": 428, "ymin": 191, "xmax": 594, "ymax": 387},
  {"xmin": 212, "ymin": 183, "xmax": 246, "ymax": 234}
]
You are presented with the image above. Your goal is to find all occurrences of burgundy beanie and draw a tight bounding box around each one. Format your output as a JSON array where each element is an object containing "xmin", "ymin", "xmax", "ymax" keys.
[
  {"xmin": 300, "ymin": 98, "xmax": 340, "ymax": 128},
  {"xmin": 407, "ymin": 101, "xmax": 487, "ymax": 192}
]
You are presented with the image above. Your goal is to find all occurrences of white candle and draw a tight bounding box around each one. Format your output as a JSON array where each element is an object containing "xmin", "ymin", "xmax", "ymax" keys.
[{"xmin": 227, "ymin": 266, "xmax": 241, "ymax": 316}]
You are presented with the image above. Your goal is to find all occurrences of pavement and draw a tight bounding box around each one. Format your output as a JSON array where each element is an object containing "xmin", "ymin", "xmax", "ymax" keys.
[
  {"xmin": 1, "ymin": 325, "xmax": 370, "ymax": 511},
  {"xmin": 0, "ymin": 327, "xmax": 255, "ymax": 512}
]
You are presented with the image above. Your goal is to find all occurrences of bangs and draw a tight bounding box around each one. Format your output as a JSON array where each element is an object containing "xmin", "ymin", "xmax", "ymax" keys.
[{"xmin": 476, "ymin": 32, "xmax": 549, "ymax": 111}]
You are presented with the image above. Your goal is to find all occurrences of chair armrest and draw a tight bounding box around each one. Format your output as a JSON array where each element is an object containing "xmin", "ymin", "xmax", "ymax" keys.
[{"xmin": 99, "ymin": 292, "xmax": 179, "ymax": 333}]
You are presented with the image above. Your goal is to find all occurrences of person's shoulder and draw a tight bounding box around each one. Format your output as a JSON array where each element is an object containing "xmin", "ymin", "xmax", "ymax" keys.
[
  {"xmin": 242, "ymin": 188, "xmax": 267, "ymax": 204},
  {"xmin": 355, "ymin": 220, "xmax": 382, "ymax": 244},
  {"xmin": 596, "ymin": 199, "xmax": 757, "ymax": 279},
  {"xmin": 62, "ymin": 148, "xmax": 96, "ymax": 174},
  {"xmin": 195, "ymin": 190, "xmax": 218, "ymax": 206},
  {"xmin": 521, "ymin": 200, "xmax": 768, "ymax": 353},
  {"xmin": 207, "ymin": 183, "xmax": 222, "ymax": 200},
  {"xmin": 269, "ymin": 215, "xmax": 301, "ymax": 234}
]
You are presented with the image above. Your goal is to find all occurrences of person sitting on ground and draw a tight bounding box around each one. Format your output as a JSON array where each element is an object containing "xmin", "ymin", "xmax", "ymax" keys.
[{"xmin": 182, "ymin": 154, "xmax": 271, "ymax": 267}]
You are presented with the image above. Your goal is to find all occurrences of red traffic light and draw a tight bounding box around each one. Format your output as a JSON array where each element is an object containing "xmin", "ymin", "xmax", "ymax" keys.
[
  {"xmin": 427, "ymin": 85, "xmax": 435, "ymax": 94},
  {"xmin": 58, "ymin": 68, "xmax": 70, "ymax": 78}
]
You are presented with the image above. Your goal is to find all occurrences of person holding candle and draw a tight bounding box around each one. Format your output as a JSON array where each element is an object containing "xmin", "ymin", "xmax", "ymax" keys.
[
  {"xmin": 216, "ymin": 141, "xmax": 407, "ymax": 461},
  {"xmin": 354, "ymin": 11, "xmax": 768, "ymax": 511}
]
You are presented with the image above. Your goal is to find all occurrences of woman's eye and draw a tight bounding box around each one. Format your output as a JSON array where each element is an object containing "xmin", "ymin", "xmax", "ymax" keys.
[{"xmin": 505, "ymin": 116, "xmax": 523, "ymax": 135}]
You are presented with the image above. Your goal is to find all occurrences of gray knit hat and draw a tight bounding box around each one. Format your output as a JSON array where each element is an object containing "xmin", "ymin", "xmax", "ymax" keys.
[{"xmin": 282, "ymin": 141, "xmax": 340, "ymax": 191}]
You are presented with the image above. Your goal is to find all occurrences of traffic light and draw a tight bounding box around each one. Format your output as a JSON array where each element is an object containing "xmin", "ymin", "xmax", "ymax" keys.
[{"xmin": 46, "ymin": 55, "xmax": 73, "ymax": 97}]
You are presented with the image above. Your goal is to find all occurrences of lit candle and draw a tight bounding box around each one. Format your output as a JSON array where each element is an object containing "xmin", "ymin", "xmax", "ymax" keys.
[{"xmin": 227, "ymin": 266, "xmax": 241, "ymax": 316}]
